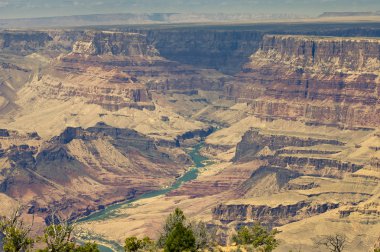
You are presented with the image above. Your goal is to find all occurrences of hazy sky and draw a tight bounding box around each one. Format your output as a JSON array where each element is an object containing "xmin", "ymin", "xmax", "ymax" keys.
[{"xmin": 0, "ymin": 0, "xmax": 379, "ymax": 19}]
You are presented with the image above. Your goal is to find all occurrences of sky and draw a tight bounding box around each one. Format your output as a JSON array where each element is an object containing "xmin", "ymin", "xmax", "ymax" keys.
[{"xmin": 0, "ymin": 0, "xmax": 379, "ymax": 19}]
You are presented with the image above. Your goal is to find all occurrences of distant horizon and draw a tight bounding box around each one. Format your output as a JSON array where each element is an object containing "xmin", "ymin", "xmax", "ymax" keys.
[
  {"xmin": 0, "ymin": 11, "xmax": 379, "ymax": 21},
  {"xmin": 0, "ymin": 0, "xmax": 379, "ymax": 19}
]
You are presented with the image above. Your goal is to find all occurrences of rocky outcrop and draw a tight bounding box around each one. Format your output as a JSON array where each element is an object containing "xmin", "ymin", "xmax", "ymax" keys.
[
  {"xmin": 339, "ymin": 201, "xmax": 380, "ymax": 219},
  {"xmin": 0, "ymin": 31, "xmax": 52, "ymax": 55},
  {"xmin": 28, "ymin": 32, "xmax": 157, "ymax": 111},
  {"xmin": 176, "ymin": 127, "xmax": 215, "ymax": 146},
  {"xmin": 0, "ymin": 124, "xmax": 188, "ymax": 224},
  {"xmin": 225, "ymin": 35, "xmax": 380, "ymax": 128},
  {"xmin": 267, "ymin": 156, "xmax": 363, "ymax": 177},
  {"xmin": 72, "ymin": 31, "xmax": 159, "ymax": 57},
  {"xmin": 235, "ymin": 129, "xmax": 344, "ymax": 161},
  {"xmin": 238, "ymin": 166, "xmax": 301, "ymax": 195},
  {"xmin": 212, "ymin": 201, "xmax": 339, "ymax": 226},
  {"xmin": 25, "ymin": 30, "xmax": 230, "ymax": 111},
  {"xmin": 31, "ymin": 71, "xmax": 154, "ymax": 111},
  {"xmin": 0, "ymin": 129, "xmax": 10, "ymax": 137},
  {"xmin": 234, "ymin": 129, "xmax": 362, "ymax": 177}
]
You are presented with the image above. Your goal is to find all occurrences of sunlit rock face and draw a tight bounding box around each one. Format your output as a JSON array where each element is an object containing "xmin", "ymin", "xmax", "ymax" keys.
[
  {"xmin": 225, "ymin": 35, "xmax": 380, "ymax": 128},
  {"xmin": 72, "ymin": 31, "xmax": 159, "ymax": 57},
  {"xmin": 0, "ymin": 123, "xmax": 188, "ymax": 223}
]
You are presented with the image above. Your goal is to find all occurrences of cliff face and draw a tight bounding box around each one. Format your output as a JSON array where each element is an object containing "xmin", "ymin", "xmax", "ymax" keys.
[
  {"xmin": 0, "ymin": 31, "xmax": 52, "ymax": 54},
  {"xmin": 145, "ymin": 30, "xmax": 263, "ymax": 74},
  {"xmin": 20, "ymin": 30, "xmax": 230, "ymax": 111},
  {"xmin": 233, "ymin": 129, "xmax": 363, "ymax": 178},
  {"xmin": 72, "ymin": 32, "xmax": 159, "ymax": 57},
  {"xmin": 26, "ymin": 31, "xmax": 160, "ymax": 111},
  {"xmin": 225, "ymin": 35, "xmax": 380, "ymax": 128},
  {"xmin": 235, "ymin": 129, "xmax": 344, "ymax": 161},
  {"xmin": 141, "ymin": 24, "xmax": 380, "ymax": 74},
  {"xmin": 213, "ymin": 201, "xmax": 339, "ymax": 226},
  {"xmin": 259, "ymin": 35, "xmax": 380, "ymax": 73},
  {"xmin": 0, "ymin": 123, "xmax": 186, "ymax": 222}
]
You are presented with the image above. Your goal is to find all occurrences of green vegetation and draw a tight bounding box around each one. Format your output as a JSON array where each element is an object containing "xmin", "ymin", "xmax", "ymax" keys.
[
  {"xmin": 157, "ymin": 208, "xmax": 187, "ymax": 248},
  {"xmin": 124, "ymin": 208, "xmax": 216, "ymax": 252},
  {"xmin": 0, "ymin": 207, "xmax": 281, "ymax": 252},
  {"xmin": 0, "ymin": 209, "xmax": 99, "ymax": 252},
  {"xmin": 163, "ymin": 221, "xmax": 196, "ymax": 252},
  {"xmin": 37, "ymin": 221, "xmax": 99, "ymax": 252},
  {"xmin": 124, "ymin": 237, "xmax": 155, "ymax": 252},
  {"xmin": 190, "ymin": 220, "xmax": 216, "ymax": 250},
  {"xmin": 0, "ymin": 208, "xmax": 34, "ymax": 252},
  {"xmin": 155, "ymin": 208, "xmax": 197, "ymax": 251},
  {"xmin": 232, "ymin": 223, "xmax": 280, "ymax": 252}
]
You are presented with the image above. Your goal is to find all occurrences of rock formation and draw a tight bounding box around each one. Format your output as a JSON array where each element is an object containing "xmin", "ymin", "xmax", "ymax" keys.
[
  {"xmin": 225, "ymin": 35, "xmax": 380, "ymax": 128},
  {"xmin": 0, "ymin": 24, "xmax": 380, "ymax": 252},
  {"xmin": 0, "ymin": 123, "xmax": 189, "ymax": 224}
]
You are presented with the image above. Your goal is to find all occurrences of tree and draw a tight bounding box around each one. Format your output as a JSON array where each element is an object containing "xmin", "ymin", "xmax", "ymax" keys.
[
  {"xmin": 158, "ymin": 208, "xmax": 197, "ymax": 252},
  {"xmin": 124, "ymin": 236, "xmax": 154, "ymax": 252},
  {"xmin": 0, "ymin": 209, "xmax": 99, "ymax": 252},
  {"xmin": 313, "ymin": 234, "xmax": 347, "ymax": 252},
  {"xmin": 74, "ymin": 242, "xmax": 100, "ymax": 252},
  {"xmin": 232, "ymin": 223, "xmax": 280, "ymax": 252},
  {"xmin": 38, "ymin": 212, "xmax": 99, "ymax": 252},
  {"xmin": 140, "ymin": 237, "xmax": 155, "ymax": 252},
  {"xmin": 189, "ymin": 220, "xmax": 216, "ymax": 250},
  {"xmin": 38, "ymin": 218, "xmax": 76, "ymax": 252},
  {"xmin": 157, "ymin": 208, "xmax": 186, "ymax": 247},
  {"xmin": 0, "ymin": 208, "xmax": 34, "ymax": 252},
  {"xmin": 164, "ymin": 222, "xmax": 196, "ymax": 252},
  {"xmin": 124, "ymin": 237, "xmax": 141, "ymax": 252}
]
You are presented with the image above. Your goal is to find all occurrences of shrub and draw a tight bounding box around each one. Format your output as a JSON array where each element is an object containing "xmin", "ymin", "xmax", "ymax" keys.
[
  {"xmin": 124, "ymin": 236, "xmax": 154, "ymax": 252},
  {"xmin": 164, "ymin": 222, "xmax": 196, "ymax": 252},
  {"xmin": 0, "ymin": 208, "xmax": 34, "ymax": 252},
  {"xmin": 232, "ymin": 223, "xmax": 280, "ymax": 252}
]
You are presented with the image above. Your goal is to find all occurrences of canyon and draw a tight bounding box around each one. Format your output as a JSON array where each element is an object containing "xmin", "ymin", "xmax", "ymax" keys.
[{"xmin": 0, "ymin": 21, "xmax": 380, "ymax": 251}]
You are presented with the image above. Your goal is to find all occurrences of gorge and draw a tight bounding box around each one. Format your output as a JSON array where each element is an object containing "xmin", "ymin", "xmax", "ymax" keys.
[{"xmin": 0, "ymin": 21, "xmax": 380, "ymax": 251}]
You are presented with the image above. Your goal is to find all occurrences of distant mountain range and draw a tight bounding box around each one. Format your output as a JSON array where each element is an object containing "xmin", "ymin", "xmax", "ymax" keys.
[
  {"xmin": 319, "ymin": 11, "xmax": 380, "ymax": 17},
  {"xmin": 0, "ymin": 13, "xmax": 308, "ymax": 28},
  {"xmin": 0, "ymin": 11, "xmax": 378, "ymax": 29}
]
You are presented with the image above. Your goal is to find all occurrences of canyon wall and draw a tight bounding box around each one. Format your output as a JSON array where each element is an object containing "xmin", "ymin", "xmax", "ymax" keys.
[
  {"xmin": 213, "ymin": 201, "xmax": 339, "ymax": 226},
  {"xmin": 0, "ymin": 31, "xmax": 52, "ymax": 54},
  {"xmin": 145, "ymin": 30, "xmax": 263, "ymax": 74},
  {"xmin": 225, "ymin": 35, "xmax": 380, "ymax": 128},
  {"xmin": 2, "ymin": 25, "xmax": 380, "ymax": 73},
  {"xmin": 72, "ymin": 31, "xmax": 159, "ymax": 57},
  {"xmin": 0, "ymin": 123, "xmax": 188, "ymax": 222}
]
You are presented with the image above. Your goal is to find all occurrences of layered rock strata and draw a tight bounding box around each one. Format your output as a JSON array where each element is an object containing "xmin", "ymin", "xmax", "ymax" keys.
[
  {"xmin": 225, "ymin": 35, "xmax": 380, "ymax": 128},
  {"xmin": 0, "ymin": 123, "xmax": 187, "ymax": 224}
]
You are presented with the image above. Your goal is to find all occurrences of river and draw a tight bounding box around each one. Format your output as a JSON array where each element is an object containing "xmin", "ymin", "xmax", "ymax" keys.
[{"xmin": 78, "ymin": 142, "xmax": 210, "ymax": 252}]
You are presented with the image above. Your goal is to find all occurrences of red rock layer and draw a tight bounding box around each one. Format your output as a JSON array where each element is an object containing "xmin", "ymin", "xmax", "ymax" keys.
[{"xmin": 225, "ymin": 35, "xmax": 380, "ymax": 128}]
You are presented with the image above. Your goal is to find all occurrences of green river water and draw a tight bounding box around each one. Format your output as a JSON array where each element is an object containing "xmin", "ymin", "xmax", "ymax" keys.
[{"xmin": 78, "ymin": 142, "xmax": 209, "ymax": 252}]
